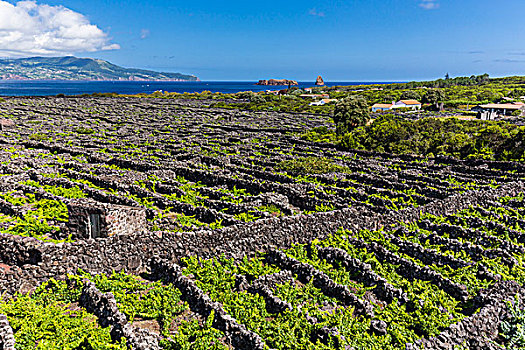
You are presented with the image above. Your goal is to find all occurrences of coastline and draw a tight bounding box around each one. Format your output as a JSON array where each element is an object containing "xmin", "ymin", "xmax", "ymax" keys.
[
  {"xmin": 0, "ymin": 78, "xmax": 200, "ymax": 82},
  {"xmin": 0, "ymin": 80, "xmax": 397, "ymax": 97}
]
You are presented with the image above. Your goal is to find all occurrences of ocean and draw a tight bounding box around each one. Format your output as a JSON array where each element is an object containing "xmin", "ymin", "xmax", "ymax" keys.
[{"xmin": 0, "ymin": 80, "xmax": 390, "ymax": 96}]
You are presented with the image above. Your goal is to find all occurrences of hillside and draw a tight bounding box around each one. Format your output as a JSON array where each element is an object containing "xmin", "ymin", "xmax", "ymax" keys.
[
  {"xmin": 0, "ymin": 97, "xmax": 524, "ymax": 349},
  {"xmin": 0, "ymin": 56, "xmax": 199, "ymax": 81}
]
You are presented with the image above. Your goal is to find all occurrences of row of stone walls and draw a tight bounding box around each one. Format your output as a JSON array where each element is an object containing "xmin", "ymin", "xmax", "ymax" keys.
[
  {"xmin": 0, "ymin": 314, "xmax": 15, "ymax": 350},
  {"xmin": 407, "ymin": 281, "xmax": 522, "ymax": 349},
  {"xmin": 0, "ymin": 181, "xmax": 522, "ymax": 296}
]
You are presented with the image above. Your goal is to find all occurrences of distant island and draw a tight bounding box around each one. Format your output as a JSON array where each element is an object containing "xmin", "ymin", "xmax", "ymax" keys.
[
  {"xmin": 0, "ymin": 56, "xmax": 199, "ymax": 81},
  {"xmin": 256, "ymin": 79, "xmax": 298, "ymax": 86}
]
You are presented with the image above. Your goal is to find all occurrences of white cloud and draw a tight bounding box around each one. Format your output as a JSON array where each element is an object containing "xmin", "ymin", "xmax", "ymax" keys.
[
  {"xmin": 309, "ymin": 8, "xmax": 325, "ymax": 17},
  {"xmin": 419, "ymin": 0, "xmax": 440, "ymax": 10},
  {"xmin": 0, "ymin": 1, "xmax": 120, "ymax": 57},
  {"xmin": 140, "ymin": 28, "xmax": 150, "ymax": 39}
]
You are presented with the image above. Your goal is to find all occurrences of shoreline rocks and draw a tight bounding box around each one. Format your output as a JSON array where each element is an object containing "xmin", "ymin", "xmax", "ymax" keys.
[{"xmin": 256, "ymin": 79, "xmax": 298, "ymax": 86}]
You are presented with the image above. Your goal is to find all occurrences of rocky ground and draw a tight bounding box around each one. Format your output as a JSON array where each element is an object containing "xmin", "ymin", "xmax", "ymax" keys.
[{"xmin": 0, "ymin": 97, "xmax": 524, "ymax": 349}]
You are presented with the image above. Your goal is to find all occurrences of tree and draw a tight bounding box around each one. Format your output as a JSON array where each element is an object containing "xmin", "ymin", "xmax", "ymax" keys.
[
  {"xmin": 333, "ymin": 95, "xmax": 369, "ymax": 135},
  {"xmin": 381, "ymin": 94, "xmax": 396, "ymax": 103},
  {"xmin": 400, "ymin": 90, "xmax": 421, "ymax": 101},
  {"xmin": 250, "ymin": 94, "xmax": 265, "ymax": 104},
  {"xmin": 476, "ymin": 73, "xmax": 490, "ymax": 84},
  {"xmin": 422, "ymin": 89, "xmax": 445, "ymax": 111},
  {"xmin": 509, "ymin": 88, "xmax": 525, "ymax": 98},
  {"xmin": 477, "ymin": 90, "xmax": 503, "ymax": 103}
]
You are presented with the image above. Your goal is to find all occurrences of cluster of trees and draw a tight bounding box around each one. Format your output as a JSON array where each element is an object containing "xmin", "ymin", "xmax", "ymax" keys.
[
  {"xmin": 393, "ymin": 74, "xmax": 491, "ymax": 89},
  {"xmin": 332, "ymin": 96, "xmax": 370, "ymax": 134},
  {"xmin": 303, "ymin": 114, "xmax": 525, "ymax": 161}
]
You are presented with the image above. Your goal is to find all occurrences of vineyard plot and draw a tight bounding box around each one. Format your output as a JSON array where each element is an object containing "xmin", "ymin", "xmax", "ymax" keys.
[
  {"xmin": 0, "ymin": 97, "xmax": 522, "ymax": 240},
  {"xmin": 0, "ymin": 97, "xmax": 524, "ymax": 349}
]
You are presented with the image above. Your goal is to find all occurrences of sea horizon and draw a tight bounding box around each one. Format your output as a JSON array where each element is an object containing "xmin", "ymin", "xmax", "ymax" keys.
[{"xmin": 0, "ymin": 80, "xmax": 399, "ymax": 97}]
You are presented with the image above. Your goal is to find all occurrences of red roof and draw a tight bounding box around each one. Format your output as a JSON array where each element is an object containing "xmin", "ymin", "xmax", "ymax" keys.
[{"xmin": 399, "ymin": 100, "xmax": 421, "ymax": 105}]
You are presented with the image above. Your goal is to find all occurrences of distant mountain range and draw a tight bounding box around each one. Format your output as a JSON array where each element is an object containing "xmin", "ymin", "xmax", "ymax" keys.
[{"xmin": 0, "ymin": 56, "xmax": 199, "ymax": 82}]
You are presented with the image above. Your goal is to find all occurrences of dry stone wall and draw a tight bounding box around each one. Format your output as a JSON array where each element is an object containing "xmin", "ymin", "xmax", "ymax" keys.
[
  {"xmin": 67, "ymin": 200, "xmax": 146, "ymax": 239},
  {"xmin": 0, "ymin": 97, "xmax": 525, "ymax": 349},
  {"xmin": 0, "ymin": 181, "xmax": 522, "ymax": 296},
  {"xmin": 0, "ymin": 315, "xmax": 15, "ymax": 350},
  {"xmin": 79, "ymin": 281, "xmax": 161, "ymax": 350},
  {"xmin": 407, "ymin": 281, "xmax": 522, "ymax": 350},
  {"xmin": 149, "ymin": 258, "xmax": 267, "ymax": 350}
]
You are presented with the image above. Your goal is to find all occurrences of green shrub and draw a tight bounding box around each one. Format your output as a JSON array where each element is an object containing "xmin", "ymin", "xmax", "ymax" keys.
[
  {"xmin": 500, "ymin": 295, "xmax": 525, "ymax": 348},
  {"xmin": 28, "ymin": 133, "xmax": 49, "ymax": 141},
  {"xmin": 277, "ymin": 156, "xmax": 349, "ymax": 174},
  {"xmin": 300, "ymin": 126, "xmax": 338, "ymax": 143},
  {"xmin": 337, "ymin": 115, "xmax": 525, "ymax": 161},
  {"xmin": 74, "ymin": 127, "xmax": 95, "ymax": 135},
  {"xmin": 91, "ymin": 92, "xmax": 118, "ymax": 98}
]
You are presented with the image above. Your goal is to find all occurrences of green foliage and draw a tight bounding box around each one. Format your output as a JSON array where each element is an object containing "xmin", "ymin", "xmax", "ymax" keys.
[
  {"xmin": 399, "ymin": 90, "xmax": 421, "ymax": 101},
  {"xmin": 161, "ymin": 313, "xmax": 228, "ymax": 350},
  {"xmin": 0, "ymin": 293, "xmax": 126, "ymax": 350},
  {"xmin": 250, "ymin": 94, "xmax": 265, "ymax": 104},
  {"xmin": 74, "ymin": 271, "xmax": 187, "ymax": 336},
  {"xmin": 276, "ymin": 156, "xmax": 349, "ymax": 175},
  {"xmin": 234, "ymin": 211, "xmax": 260, "ymax": 222},
  {"xmin": 300, "ymin": 126, "xmax": 338, "ymax": 143},
  {"xmin": 332, "ymin": 115, "xmax": 525, "ymax": 161},
  {"xmin": 212, "ymin": 93, "xmax": 334, "ymax": 114},
  {"xmin": 74, "ymin": 127, "xmax": 95, "ymax": 135},
  {"xmin": 91, "ymin": 92, "xmax": 119, "ymax": 98},
  {"xmin": 22, "ymin": 180, "xmax": 87, "ymax": 199},
  {"xmin": 422, "ymin": 89, "xmax": 445, "ymax": 110},
  {"xmin": 0, "ymin": 191, "xmax": 70, "ymax": 242},
  {"xmin": 257, "ymin": 204, "xmax": 283, "ymax": 217},
  {"xmin": 333, "ymin": 95, "xmax": 370, "ymax": 135},
  {"xmin": 37, "ymin": 273, "xmax": 229, "ymax": 347},
  {"xmin": 500, "ymin": 295, "xmax": 525, "ymax": 349},
  {"xmin": 28, "ymin": 133, "xmax": 50, "ymax": 141},
  {"xmin": 396, "ymin": 73, "xmax": 490, "ymax": 89}
]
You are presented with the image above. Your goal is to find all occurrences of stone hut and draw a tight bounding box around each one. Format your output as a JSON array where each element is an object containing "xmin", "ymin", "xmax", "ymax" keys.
[
  {"xmin": 0, "ymin": 119, "xmax": 15, "ymax": 131},
  {"xmin": 67, "ymin": 200, "xmax": 146, "ymax": 239}
]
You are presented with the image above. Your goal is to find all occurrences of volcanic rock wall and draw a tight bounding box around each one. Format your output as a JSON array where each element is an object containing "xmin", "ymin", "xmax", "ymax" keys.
[
  {"xmin": 0, "ymin": 181, "xmax": 522, "ymax": 296},
  {"xmin": 0, "ymin": 314, "xmax": 15, "ymax": 350},
  {"xmin": 67, "ymin": 200, "xmax": 146, "ymax": 239}
]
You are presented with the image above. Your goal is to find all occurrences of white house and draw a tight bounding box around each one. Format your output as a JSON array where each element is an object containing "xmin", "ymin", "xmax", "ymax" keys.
[
  {"xmin": 371, "ymin": 103, "xmax": 394, "ymax": 112},
  {"xmin": 309, "ymin": 99, "xmax": 337, "ymax": 106},
  {"xmin": 393, "ymin": 100, "xmax": 422, "ymax": 110},
  {"xmin": 300, "ymin": 94, "xmax": 330, "ymax": 99},
  {"xmin": 371, "ymin": 99, "xmax": 422, "ymax": 112}
]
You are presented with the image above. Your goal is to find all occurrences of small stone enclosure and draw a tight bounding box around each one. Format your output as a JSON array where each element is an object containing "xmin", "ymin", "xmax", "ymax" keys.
[
  {"xmin": 0, "ymin": 119, "xmax": 15, "ymax": 131},
  {"xmin": 67, "ymin": 200, "xmax": 146, "ymax": 239}
]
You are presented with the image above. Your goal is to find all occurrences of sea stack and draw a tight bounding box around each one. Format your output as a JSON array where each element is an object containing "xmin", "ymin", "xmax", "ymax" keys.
[{"xmin": 315, "ymin": 75, "xmax": 325, "ymax": 86}]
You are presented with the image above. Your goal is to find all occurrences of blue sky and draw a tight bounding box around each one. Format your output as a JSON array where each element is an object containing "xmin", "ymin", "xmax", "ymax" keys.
[{"xmin": 1, "ymin": 0, "xmax": 524, "ymax": 81}]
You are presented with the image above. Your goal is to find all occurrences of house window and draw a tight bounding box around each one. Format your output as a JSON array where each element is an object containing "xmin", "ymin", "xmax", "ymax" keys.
[{"xmin": 89, "ymin": 213, "xmax": 101, "ymax": 239}]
